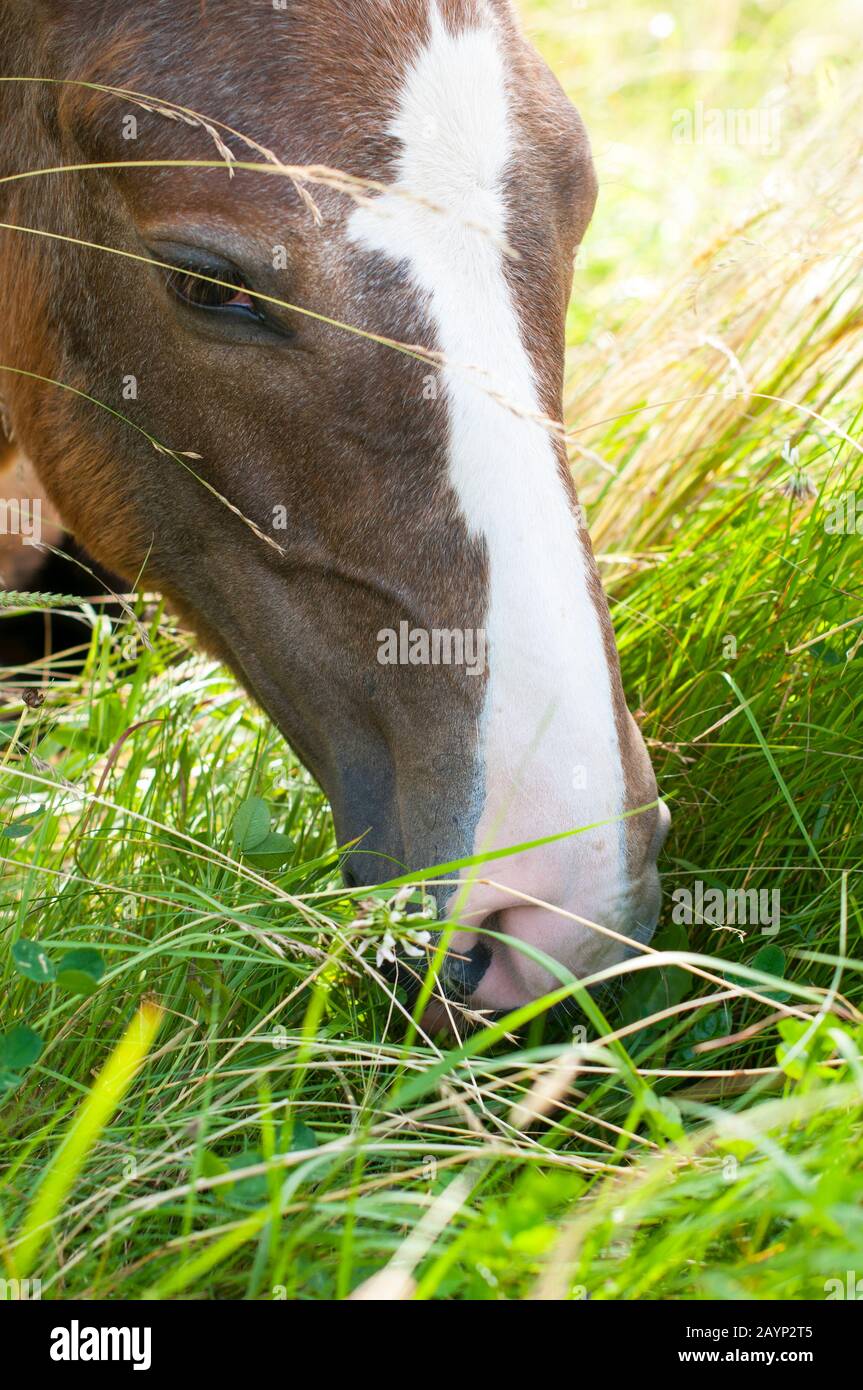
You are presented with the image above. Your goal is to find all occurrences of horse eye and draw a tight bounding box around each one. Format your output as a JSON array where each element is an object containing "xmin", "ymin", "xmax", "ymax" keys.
[{"xmin": 165, "ymin": 263, "xmax": 261, "ymax": 318}]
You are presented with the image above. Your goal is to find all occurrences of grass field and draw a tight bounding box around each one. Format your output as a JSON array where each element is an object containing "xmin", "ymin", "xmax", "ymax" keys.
[{"xmin": 1, "ymin": 0, "xmax": 862, "ymax": 1300}]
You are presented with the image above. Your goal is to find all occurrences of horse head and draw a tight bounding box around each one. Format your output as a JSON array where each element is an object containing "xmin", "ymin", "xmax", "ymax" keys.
[{"xmin": 0, "ymin": 0, "xmax": 669, "ymax": 1014}]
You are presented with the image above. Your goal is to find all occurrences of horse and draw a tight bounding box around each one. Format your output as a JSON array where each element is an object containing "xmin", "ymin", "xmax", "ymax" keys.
[{"xmin": 0, "ymin": 0, "xmax": 670, "ymax": 1017}]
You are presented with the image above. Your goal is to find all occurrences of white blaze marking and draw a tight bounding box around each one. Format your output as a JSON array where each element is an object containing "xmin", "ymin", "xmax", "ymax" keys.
[{"xmin": 349, "ymin": 2, "xmax": 627, "ymax": 930}]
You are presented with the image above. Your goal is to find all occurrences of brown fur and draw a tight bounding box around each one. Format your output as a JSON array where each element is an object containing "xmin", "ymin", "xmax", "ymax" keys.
[{"xmin": 0, "ymin": 0, "xmax": 659, "ymax": 907}]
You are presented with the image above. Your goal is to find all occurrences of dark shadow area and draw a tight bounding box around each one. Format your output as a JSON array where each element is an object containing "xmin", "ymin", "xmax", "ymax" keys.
[{"xmin": 0, "ymin": 537, "xmax": 124, "ymax": 672}]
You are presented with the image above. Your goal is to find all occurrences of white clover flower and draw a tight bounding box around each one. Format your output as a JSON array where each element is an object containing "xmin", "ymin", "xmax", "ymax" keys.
[
  {"xmin": 375, "ymin": 931, "xmax": 398, "ymax": 969},
  {"xmin": 352, "ymin": 886, "xmax": 437, "ymax": 968},
  {"xmin": 401, "ymin": 929, "xmax": 432, "ymax": 959}
]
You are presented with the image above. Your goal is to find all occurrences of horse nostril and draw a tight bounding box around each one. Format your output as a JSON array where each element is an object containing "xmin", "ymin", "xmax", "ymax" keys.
[{"xmin": 442, "ymin": 939, "xmax": 492, "ymax": 998}]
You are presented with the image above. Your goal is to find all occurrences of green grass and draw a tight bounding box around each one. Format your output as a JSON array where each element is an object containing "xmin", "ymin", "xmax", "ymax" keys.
[{"xmin": 1, "ymin": 0, "xmax": 862, "ymax": 1300}]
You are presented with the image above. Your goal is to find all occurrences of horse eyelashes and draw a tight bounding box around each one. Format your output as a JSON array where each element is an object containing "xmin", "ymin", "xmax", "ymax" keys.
[{"xmin": 165, "ymin": 263, "xmax": 259, "ymax": 317}]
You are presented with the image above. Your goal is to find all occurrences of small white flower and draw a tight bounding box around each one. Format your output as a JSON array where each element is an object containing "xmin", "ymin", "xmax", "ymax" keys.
[
  {"xmin": 375, "ymin": 931, "xmax": 398, "ymax": 969},
  {"xmin": 353, "ymin": 887, "xmax": 437, "ymax": 969},
  {"xmin": 402, "ymin": 930, "xmax": 432, "ymax": 959},
  {"xmin": 781, "ymin": 441, "xmax": 800, "ymax": 469}
]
